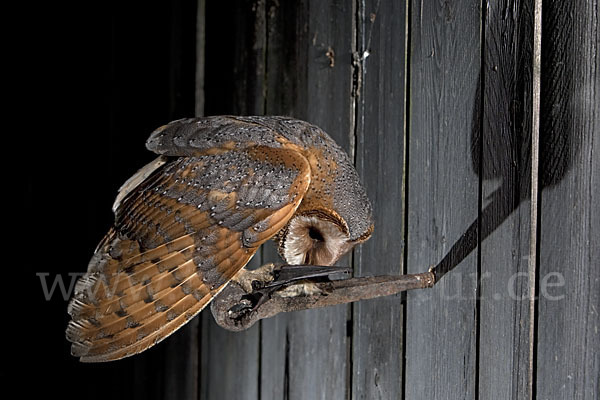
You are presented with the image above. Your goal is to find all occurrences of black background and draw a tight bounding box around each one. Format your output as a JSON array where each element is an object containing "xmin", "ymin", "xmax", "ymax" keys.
[{"xmin": 11, "ymin": 2, "xmax": 205, "ymax": 397}]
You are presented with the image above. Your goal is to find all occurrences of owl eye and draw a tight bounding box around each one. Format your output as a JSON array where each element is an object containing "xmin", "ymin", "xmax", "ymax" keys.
[{"xmin": 308, "ymin": 227, "xmax": 325, "ymax": 242}]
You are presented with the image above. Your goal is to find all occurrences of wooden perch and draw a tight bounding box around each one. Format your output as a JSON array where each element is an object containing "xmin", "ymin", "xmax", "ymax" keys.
[{"xmin": 211, "ymin": 268, "xmax": 437, "ymax": 331}]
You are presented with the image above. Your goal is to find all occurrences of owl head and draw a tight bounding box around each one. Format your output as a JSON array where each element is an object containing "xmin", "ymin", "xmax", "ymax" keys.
[
  {"xmin": 277, "ymin": 153, "xmax": 374, "ymax": 266},
  {"xmin": 278, "ymin": 210, "xmax": 373, "ymax": 266}
]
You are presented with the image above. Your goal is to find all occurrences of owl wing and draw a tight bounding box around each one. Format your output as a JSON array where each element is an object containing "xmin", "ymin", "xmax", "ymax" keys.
[{"xmin": 67, "ymin": 144, "xmax": 310, "ymax": 362}]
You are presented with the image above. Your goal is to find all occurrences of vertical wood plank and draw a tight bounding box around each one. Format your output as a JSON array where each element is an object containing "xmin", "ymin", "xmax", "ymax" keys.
[
  {"xmin": 405, "ymin": 0, "xmax": 481, "ymax": 399},
  {"xmin": 259, "ymin": 1, "xmax": 353, "ymax": 399},
  {"xmin": 264, "ymin": 0, "xmax": 307, "ymax": 119},
  {"xmin": 352, "ymin": 0, "xmax": 408, "ymax": 398},
  {"xmin": 200, "ymin": 1, "xmax": 266, "ymax": 399},
  {"xmin": 536, "ymin": 1, "xmax": 600, "ymax": 398},
  {"xmin": 287, "ymin": 1, "xmax": 353, "ymax": 397},
  {"xmin": 259, "ymin": 1, "xmax": 307, "ymax": 398},
  {"xmin": 200, "ymin": 317, "xmax": 260, "ymax": 400},
  {"xmin": 478, "ymin": 1, "xmax": 534, "ymax": 398}
]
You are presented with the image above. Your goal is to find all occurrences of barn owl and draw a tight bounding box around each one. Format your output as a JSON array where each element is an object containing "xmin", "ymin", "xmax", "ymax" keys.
[{"xmin": 66, "ymin": 116, "xmax": 374, "ymax": 362}]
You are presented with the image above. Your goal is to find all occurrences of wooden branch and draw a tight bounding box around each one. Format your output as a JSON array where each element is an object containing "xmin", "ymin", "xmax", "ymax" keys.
[{"xmin": 211, "ymin": 271, "xmax": 436, "ymax": 332}]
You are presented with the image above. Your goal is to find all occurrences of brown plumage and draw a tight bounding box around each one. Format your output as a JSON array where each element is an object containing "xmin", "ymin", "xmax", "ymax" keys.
[{"xmin": 66, "ymin": 116, "xmax": 373, "ymax": 362}]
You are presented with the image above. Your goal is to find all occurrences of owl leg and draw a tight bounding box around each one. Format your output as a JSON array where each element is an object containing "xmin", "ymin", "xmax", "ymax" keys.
[
  {"xmin": 232, "ymin": 263, "xmax": 351, "ymax": 295},
  {"xmin": 229, "ymin": 264, "xmax": 351, "ymax": 316},
  {"xmin": 231, "ymin": 263, "xmax": 276, "ymax": 294},
  {"xmin": 227, "ymin": 264, "xmax": 278, "ymax": 317}
]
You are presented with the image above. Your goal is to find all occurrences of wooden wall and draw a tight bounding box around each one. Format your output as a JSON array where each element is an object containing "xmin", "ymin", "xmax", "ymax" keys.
[
  {"xmin": 194, "ymin": 1, "xmax": 599, "ymax": 399},
  {"xmin": 23, "ymin": 1, "xmax": 597, "ymax": 399}
]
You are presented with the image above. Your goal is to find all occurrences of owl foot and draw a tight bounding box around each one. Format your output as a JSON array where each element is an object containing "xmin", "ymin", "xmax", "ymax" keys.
[
  {"xmin": 229, "ymin": 264, "xmax": 278, "ymax": 318},
  {"xmin": 231, "ymin": 263, "xmax": 276, "ymax": 294},
  {"xmin": 226, "ymin": 297, "xmax": 256, "ymax": 320},
  {"xmin": 227, "ymin": 264, "xmax": 351, "ymax": 320},
  {"xmin": 227, "ymin": 280, "xmax": 325, "ymax": 321}
]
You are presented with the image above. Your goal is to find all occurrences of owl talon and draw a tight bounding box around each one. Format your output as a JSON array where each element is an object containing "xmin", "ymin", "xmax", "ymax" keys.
[
  {"xmin": 251, "ymin": 280, "xmax": 265, "ymax": 291},
  {"xmin": 227, "ymin": 290, "xmax": 274, "ymax": 321},
  {"xmin": 228, "ymin": 299, "xmax": 253, "ymax": 315},
  {"xmin": 227, "ymin": 295, "xmax": 258, "ymax": 320}
]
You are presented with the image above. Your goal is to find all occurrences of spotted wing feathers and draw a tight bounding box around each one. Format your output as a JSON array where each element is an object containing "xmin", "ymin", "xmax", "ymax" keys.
[{"xmin": 66, "ymin": 146, "xmax": 310, "ymax": 362}]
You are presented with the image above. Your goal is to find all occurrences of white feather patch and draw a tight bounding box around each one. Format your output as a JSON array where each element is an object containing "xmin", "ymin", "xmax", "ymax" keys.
[
  {"xmin": 112, "ymin": 155, "xmax": 168, "ymax": 213},
  {"xmin": 282, "ymin": 215, "xmax": 349, "ymax": 265}
]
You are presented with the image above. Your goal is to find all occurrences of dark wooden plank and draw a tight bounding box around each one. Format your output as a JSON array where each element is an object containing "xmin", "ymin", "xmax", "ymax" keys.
[
  {"xmin": 203, "ymin": 0, "xmax": 266, "ymax": 116},
  {"xmin": 405, "ymin": 0, "xmax": 481, "ymax": 399},
  {"xmin": 259, "ymin": 1, "xmax": 353, "ymax": 399},
  {"xmin": 259, "ymin": 1, "xmax": 306, "ymax": 398},
  {"xmin": 264, "ymin": 0, "xmax": 307, "ymax": 119},
  {"xmin": 163, "ymin": 321, "xmax": 199, "ymax": 399},
  {"xmin": 536, "ymin": 1, "xmax": 600, "ymax": 398},
  {"xmin": 199, "ymin": 317, "xmax": 260, "ymax": 400},
  {"xmin": 200, "ymin": 1, "xmax": 266, "ymax": 399},
  {"xmin": 351, "ymin": 0, "xmax": 407, "ymax": 398},
  {"xmin": 283, "ymin": 1, "xmax": 354, "ymax": 397},
  {"xmin": 477, "ymin": 1, "xmax": 534, "ymax": 398},
  {"xmin": 257, "ymin": 283, "xmax": 287, "ymax": 400}
]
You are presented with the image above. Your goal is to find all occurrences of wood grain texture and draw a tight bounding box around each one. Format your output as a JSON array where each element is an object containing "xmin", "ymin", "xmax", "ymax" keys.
[
  {"xmin": 200, "ymin": 317, "xmax": 260, "ymax": 400},
  {"xmin": 264, "ymin": 0, "xmax": 307, "ymax": 121},
  {"xmin": 478, "ymin": 1, "xmax": 534, "ymax": 398},
  {"xmin": 193, "ymin": 2, "xmax": 598, "ymax": 400},
  {"xmin": 259, "ymin": 1, "xmax": 353, "ymax": 399},
  {"xmin": 536, "ymin": 0, "xmax": 600, "ymax": 399},
  {"xmin": 200, "ymin": 2, "xmax": 266, "ymax": 398},
  {"xmin": 405, "ymin": 0, "xmax": 481, "ymax": 399},
  {"xmin": 212, "ymin": 2, "xmax": 312, "ymax": 398},
  {"xmin": 285, "ymin": 2, "xmax": 353, "ymax": 398},
  {"xmin": 163, "ymin": 321, "xmax": 199, "ymax": 400},
  {"xmin": 259, "ymin": 1, "xmax": 306, "ymax": 397},
  {"xmin": 352, "ymin": 0, "xmax": 407, "ymax": 398}
]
